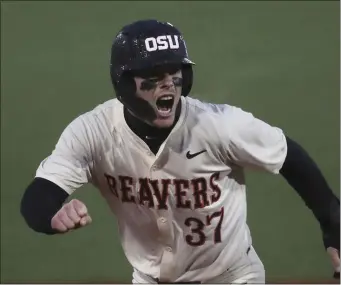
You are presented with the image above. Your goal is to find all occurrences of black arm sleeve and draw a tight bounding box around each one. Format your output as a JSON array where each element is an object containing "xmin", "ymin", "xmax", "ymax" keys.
[
  {"xmin": 280, "ymin": 136, "xmax": 340, "ymax": 250},
  {"xmin": 20, "ymin": 177, "xmax": 69, "ymax": 234}
]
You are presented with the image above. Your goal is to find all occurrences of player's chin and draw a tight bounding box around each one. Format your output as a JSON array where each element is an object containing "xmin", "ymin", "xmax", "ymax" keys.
[{"xmin": 152, "ymin": 113, "xmax": 176, "ymax": 128}]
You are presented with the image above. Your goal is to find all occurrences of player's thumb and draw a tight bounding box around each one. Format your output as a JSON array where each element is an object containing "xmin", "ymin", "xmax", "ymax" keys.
[
  {"xmin": 79, "ymin": 215, "xmax": 92, "ymax": 227},
  {"xmin": 327, "ymin": 247, "xmax": 340, "ymax": 273},
  {"xmin": 71, "ymin": 199, "xmax": 88, "ymax": 217}
]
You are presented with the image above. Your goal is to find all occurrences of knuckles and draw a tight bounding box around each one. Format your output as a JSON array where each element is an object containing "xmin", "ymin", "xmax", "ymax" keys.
[{"xmin": 51, "ymin": 199, "xmax": 90, "ymax": 232}]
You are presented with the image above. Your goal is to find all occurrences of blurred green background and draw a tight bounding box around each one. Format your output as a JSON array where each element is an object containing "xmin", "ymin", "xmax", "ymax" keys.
[{"xmin": 1, "ymin": 1, "xmax": 339, "ymax": 283}]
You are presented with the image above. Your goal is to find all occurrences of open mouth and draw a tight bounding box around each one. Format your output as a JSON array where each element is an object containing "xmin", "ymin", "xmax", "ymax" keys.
[{"xmin": 156, "ymin": 95, "xmax": 174, "ymax": 115}]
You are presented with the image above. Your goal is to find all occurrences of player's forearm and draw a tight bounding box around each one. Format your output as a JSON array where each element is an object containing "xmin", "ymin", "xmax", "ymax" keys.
[
  {"xmin": 280, "ymin": 136, "xmax": 340, "ymax": 248},
  {"xmin": 20, "ymin": 177, "xmax": 69, "ymax": 234}
]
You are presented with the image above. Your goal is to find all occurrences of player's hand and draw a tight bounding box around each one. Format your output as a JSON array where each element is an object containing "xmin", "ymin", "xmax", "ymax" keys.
[
  {"xmin": 327, "ymin": 247, "xmax": 340, "ymax": 279},
  {"xmin": 51, "ymin": 199, "xmax": 92, "ymax": 233},
  {"xmin": 320, "ymin": 198, "xmax": 340, "ymax": 279},
  {"xmin": 322, "ymin": 219, "xmax": 340, "ymax": 279}
]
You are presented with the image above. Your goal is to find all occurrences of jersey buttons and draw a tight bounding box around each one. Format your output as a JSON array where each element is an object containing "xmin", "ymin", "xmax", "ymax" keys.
[
  {"xmin": 165, "ymin": 246, "xmax": 172, "ymax": 252},
  {"xmin": 159, "ymin": 217, "xmax": 167, "ymax": 223}
]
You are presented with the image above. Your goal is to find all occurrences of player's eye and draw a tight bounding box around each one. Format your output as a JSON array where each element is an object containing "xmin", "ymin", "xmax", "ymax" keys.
[
  {"xmin": 140, "ymin": 78, "xmax": 158, "ymax": 91},
  {"xmin": 147, "ymin": 77, "xmax": 161, "ymax": 84},
  {"xmin": 173, "ymin": 77, "xmax": 183, "ymax": 87}
]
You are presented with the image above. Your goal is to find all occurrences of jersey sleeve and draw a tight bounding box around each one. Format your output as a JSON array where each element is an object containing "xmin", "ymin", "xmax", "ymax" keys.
[
  {"xmin": 222, "ymin": 106, "xmax": 287, "ymax": 174},
  {"xmin": 35, "ymin": 115, "xmax": 94, "ymax": 195}
]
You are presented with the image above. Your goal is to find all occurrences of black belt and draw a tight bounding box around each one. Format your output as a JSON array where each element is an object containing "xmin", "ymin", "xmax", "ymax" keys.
[{"xmin": 157, "ymin": 246, "xmax": 251, "ymax": 284}]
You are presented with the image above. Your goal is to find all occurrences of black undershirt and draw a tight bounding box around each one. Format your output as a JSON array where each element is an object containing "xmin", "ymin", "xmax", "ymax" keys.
[
  {"xmin": 279, "ymin": 137, "xmax": 340, "ymax": 250},
  {"xmin": 20, "ymin": 114, "xmax": 340, "ymax": 250},
  {"xmin": 20, "ymin": 177, "xmax": 68, "ymax": 235}
]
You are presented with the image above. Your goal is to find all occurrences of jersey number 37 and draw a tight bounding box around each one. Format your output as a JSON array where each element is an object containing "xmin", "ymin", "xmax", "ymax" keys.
[{"xmin": 185, "ymin": 207, "xmax": 224, "ymax": 246}]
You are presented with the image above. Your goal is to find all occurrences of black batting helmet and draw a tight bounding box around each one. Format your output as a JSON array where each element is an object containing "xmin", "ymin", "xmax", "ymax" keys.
[{"xmin": 110, "ymin": 19, "xmax": 195, "ymax": 121}]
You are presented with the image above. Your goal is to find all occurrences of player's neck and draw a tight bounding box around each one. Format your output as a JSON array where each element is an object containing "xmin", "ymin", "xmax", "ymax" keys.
[{"xmin": 124, "ymin": 101, "xmax": 181, "ymax": 141}]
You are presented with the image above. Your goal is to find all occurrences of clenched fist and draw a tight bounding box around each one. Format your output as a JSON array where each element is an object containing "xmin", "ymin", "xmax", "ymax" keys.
[{"xmin": 51, "ymin": 199, "xmax": 92, "ymax": 233}]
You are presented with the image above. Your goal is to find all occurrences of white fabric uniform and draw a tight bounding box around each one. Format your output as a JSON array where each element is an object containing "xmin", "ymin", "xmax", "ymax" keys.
[{"xmin": 36, "ymin": 96, "xmax": 287, "ymax": 283}]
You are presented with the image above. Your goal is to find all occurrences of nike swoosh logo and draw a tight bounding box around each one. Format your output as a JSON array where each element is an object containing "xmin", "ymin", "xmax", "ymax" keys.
[{"xmin": 186, "ymin": 150, "xmax": 207, "ymax": 159}]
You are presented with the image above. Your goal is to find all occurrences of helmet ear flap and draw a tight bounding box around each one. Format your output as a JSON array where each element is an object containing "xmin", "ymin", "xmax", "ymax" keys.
[
  {"xmin": 181, "ymin": 64, "xmax": 193, "ymax": 97},
  {"xmin": 114, "ymin": 72, "xmax": 136, "ymax": 103},
  {"xmin": 115, "ymin": 72, "xmax": 157, "ymax": 122}
]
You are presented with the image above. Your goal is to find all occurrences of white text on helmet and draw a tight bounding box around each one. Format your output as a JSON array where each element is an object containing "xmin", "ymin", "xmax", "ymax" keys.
[{"xmin": 145, "ymin": 35, "xmax": 179, "ymax": 52}]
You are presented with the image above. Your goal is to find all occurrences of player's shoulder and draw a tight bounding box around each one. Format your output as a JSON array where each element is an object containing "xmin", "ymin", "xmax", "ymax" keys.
[
  {"xmin": 184, "ymin": 96, "xmax": 248, "ymax": 122},
  {"xmin": 74, "ymin": 98, "xmax": 123, "ymax": 131},
  {"xmin": 81, "ymin": 98, "xmax": 121, "ymax": 121},
  {"xmin": 182, "ymin": 96, "xmax": 258, "ymax": 143},
  {"xmin": 60, "ymin": 98, "xmax": 123, "ymax": 145},
  {"xmin": 185, "ymin": 96, "xmax": 230, "ymax": 115}
]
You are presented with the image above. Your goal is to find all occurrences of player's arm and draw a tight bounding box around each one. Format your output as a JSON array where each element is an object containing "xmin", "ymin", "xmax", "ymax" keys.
[
  {"xmin": 20, "ymin": 115, "xmax": 94, "ymax": 235},
  {"xmin": 222, "ymin": 106, "xmax": 339, "ymax": 275},
  {"xmin": 279, "ymin": 136, "xmax": 340, "ymax": 277},
  {"xmin": 21, "ymin": 178, "xmax": 69, "ymax": 234},
  {"xmin": 280, "ymin": 137, "xmax": 339, "ymax": 248}
]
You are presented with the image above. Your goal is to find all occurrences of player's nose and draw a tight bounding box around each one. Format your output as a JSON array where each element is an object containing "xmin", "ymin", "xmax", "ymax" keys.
[{"xmin": 160, "ymin": 73, "xmax": 175, "ymax": 89}]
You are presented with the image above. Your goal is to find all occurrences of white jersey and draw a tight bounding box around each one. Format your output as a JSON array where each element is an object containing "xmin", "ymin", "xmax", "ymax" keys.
[{"xmin": 36, "ymin": 96, "xmax": 287, "ymax": 283}]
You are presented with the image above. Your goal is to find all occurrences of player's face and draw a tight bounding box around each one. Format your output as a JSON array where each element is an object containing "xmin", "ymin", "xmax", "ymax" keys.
[{"xmin": 133, "ymin": 64, "xmax": 182, "ymax": 128}]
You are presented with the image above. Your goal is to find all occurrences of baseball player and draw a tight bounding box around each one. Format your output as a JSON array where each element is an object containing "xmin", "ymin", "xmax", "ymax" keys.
[{"xmin": 21, "ymin": 20, "xmax": 340, "ymax": 284}]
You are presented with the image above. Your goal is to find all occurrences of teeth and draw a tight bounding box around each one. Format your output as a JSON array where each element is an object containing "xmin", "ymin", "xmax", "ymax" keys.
[
  {"xmin": 158, "ymin": 109, "xmax": 172, "ymax": 114},
  {"xmin": 160, "ymin": 95, "xmax": 173, "ymax": 100},
  {"xmin": 156, "ymin": 95, "xmax": 173, "ymax": 116}
]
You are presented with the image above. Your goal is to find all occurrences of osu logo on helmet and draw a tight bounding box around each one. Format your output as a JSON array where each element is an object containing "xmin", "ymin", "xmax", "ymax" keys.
[{"xmin": 144, "ymin": 35, "xmax": 180, "ymax": 52}]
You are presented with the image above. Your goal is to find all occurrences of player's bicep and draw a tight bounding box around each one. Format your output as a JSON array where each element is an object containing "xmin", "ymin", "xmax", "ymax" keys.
[
  {"xmin": 36, "ymin": 116, "xmax": 93, "ymax": 194},
  {"xmin": 223, "ymin": 108, "xmax": 287, "ymax": 174}
]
